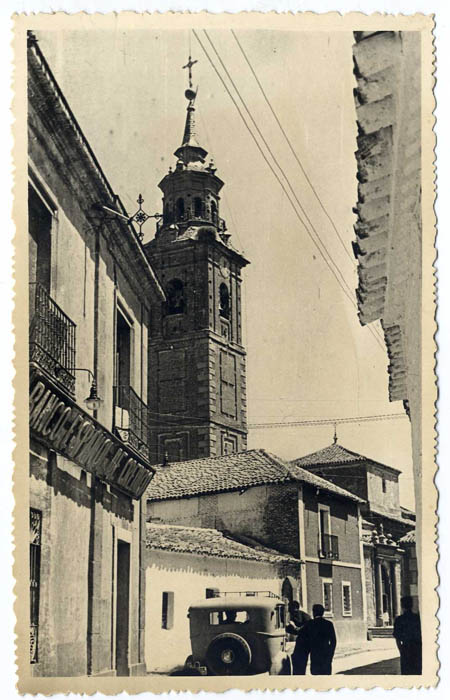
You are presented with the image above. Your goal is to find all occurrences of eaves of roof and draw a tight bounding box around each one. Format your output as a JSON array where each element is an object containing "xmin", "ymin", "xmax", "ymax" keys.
[{"xmin": 28, "ymin": 35, "xmax": 165, "ymax": 305}]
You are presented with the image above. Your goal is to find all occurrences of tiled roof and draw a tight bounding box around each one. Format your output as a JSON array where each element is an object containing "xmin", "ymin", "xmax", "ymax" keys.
[
  {"xmin": 287, "ymin": 462, "xmax": 364, "ymax": 502},
  {"xmin": 146, "ymin": 448, "xmax": 364, "ymax": 503},
  {"xmin": 291, "ymin": 442, "xmax": 401, "ymax": 474},
  {"xmin": 146, "ymin": 523, "xmax": 299, "ymax": 564},
  {"xmin": 291, "ymin": 443, "xmax": 365, "ymax": 467},
  {"xmin": 146, "ymin": 449, "xmax": 290, "ymax": 500},
  {"xmin": 369, "ymin": 507, "xmax": 415, "ymax": 527},
  {"xmin": 399, "ymin": 529, "xmax": 416, "ymax": 544}
]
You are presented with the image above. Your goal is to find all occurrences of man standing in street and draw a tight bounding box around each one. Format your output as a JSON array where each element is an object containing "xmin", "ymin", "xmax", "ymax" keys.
[
  {"xmin": 301, "ymin": 603, "xmax": 337, "ymax": 675},
  {"xmin": 393, "ymin": 596, "xmax": 422, "ymax": 674},
  {"xmin": 286, "ymin": 601, "xmax": 311, "ymax": 674}
]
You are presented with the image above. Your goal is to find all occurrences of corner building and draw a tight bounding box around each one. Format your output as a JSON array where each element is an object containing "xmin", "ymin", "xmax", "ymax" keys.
[
  {"xmin": 28, "ymin": 35, "xmax": 163, "ymax": 676},
  {"xmin": 144, "ymin": 86, "xmax": 249, "ymax": 463}
]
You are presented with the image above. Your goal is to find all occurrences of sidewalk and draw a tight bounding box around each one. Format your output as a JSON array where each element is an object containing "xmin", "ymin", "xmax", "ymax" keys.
[{"xmin": 333, "ymin": 638, "xmax": 400, "ymax": 675}]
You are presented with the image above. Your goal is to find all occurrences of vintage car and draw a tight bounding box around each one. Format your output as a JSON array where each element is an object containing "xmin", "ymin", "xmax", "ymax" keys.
[{"xmin": 185, "ymin": 593, "xmax": 292, "ymax": 676}]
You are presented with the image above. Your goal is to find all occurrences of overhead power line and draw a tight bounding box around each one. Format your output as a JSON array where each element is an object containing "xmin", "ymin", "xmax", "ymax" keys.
[
  {"xmin": 248, "ymin": 412, "xmax": 407, "ymax": 430},
  {"xmin": 231, "ymin": 29, "xmax": 357, "ymax": 270},
  {"xmin": 231, "ymin": 30, "xmax": 387, "ymax": 349},
  {"xmin": 193, "ymin": 30, "xmax": 385, "ymax": 353}
]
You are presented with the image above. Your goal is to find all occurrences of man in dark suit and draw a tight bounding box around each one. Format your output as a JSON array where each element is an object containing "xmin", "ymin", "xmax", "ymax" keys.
[
  {"xmin": 286, "ymin": 601, "xmax": 311, "ymax": 674},
  {"xmin": 301, "ymin": 603, "xmax": 337, "ymax": 675},
  {"xmin": 393, "ymin": 596, "xmax": 422, "ymax": 674}
]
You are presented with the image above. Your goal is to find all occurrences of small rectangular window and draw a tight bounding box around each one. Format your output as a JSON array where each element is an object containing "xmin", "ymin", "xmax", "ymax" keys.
[
  {"xmin": 342, "ymin": 582, "xmax": 352, "ymax": 616},
  {"xmin": 322, "ymin": 579, "xmax": 333, "ymax": 616},
  {"xmin": 382, "ymin": 477, "xmax": 387, "ymax": 493},
  {"xmin": 161, "ymin": 591, "xmax": 174, "ymax": 630}
]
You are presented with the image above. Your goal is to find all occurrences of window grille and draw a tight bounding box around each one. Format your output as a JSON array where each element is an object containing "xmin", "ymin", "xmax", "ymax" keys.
[
  {"xmin": 30, "ymin": 508, "xmax": 42, "ymax": 663},
  {"xmin": 322, "ymin": 580, "xmax": 333, "ymax": 615},
  {"xmin": 342, "ymin": 582, "xmax": 352, "ymax": 616}
]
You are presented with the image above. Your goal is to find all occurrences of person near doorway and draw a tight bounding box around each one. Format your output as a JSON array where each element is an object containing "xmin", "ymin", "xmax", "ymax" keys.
[
  {"xmin": 286, "ymin": 601, "xmax": 311, "ymax": 674},
  {"xmin": 393, "ymin": 596, "xmax": 422, "ymax": 674},
  {"xmin": 301, "ymin": 603, "xmax": 337, "ymax": 675}
]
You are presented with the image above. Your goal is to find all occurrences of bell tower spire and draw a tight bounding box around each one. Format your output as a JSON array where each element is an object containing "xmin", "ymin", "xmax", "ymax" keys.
[{"xmin": 144, "ymin": 52, "xmax": 250, "ymax": 464}]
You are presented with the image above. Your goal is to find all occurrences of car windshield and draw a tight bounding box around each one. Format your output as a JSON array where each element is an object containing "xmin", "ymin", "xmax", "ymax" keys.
[{"xmin": 209, "ymin": 610, "xmax": 249, "ymax": 625}]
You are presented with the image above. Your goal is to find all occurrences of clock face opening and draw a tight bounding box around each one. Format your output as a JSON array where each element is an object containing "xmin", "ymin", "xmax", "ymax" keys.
[{"xmin": 219, "ymin": 258, "xmax": 229, "ymax": 278}]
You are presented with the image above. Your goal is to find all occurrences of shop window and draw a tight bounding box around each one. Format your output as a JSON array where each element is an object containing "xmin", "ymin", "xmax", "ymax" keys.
[
  {"xmin": 30, "ymin": 508, "xmax": 42, "ymax": 664},
  {"xmin": 162, "ymin": 591, "xmax": 174, "ymax": 630},
  {"xmin": 342, "ymin": 581, "xmax": 352, "ymax": 616},
  {"xmin": 219, "ymin": 283, "xmax": 230, "ymax": 320},
  {"xmin": 322, "ymin": 579, "xmax": 333, "ymax": 616},
  {"xmin": 165, "ymin": 279, "xmax": 185, "ymax": 315},
  {"xmin": 176, "ymin": 198, "xmax": 185, "ymax": 220}
]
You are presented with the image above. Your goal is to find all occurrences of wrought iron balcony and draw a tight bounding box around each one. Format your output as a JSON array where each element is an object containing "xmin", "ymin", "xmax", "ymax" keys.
[
  {"xmin": 29, "ymin": 283, "xmax": 76, "ymax": 394},
  {"xmin": 113, "ymin": 385, "xmax": 150, "ymax": 461},
  {"xmin": 319, "ymin": 533, "xmax": 340, "ymax": 560}
]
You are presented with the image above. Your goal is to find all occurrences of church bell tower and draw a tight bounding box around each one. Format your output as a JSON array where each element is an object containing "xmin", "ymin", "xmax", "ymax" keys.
[{"xmin": 144, "ymin": 57, "xmax": 249, "ymax": 464}]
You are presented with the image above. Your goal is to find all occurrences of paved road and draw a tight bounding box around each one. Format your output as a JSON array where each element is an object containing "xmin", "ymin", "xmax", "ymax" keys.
[{"xmin": 339, "ymin": 656, "xmax": 401, "ymax": 675}]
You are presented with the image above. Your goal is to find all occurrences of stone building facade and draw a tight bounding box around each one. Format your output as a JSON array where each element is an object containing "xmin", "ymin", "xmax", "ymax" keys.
[
  {"xmin": 144, "ymin": 85, "xmax": 249, "ymax": 464},
  {"xmin": 28, "ymin": 34, "xmax": 163, "ymax": 676},
  {"xmin": 145, "ymin": 523, "xmax": 301, "ymax": 672},
  {"xmin": 146, "ymin": 449, "xmax": 367, "ymax": 646},
  {"xmin": 292, "ymin": 440, "xmax": 415, "ymax": 631}
]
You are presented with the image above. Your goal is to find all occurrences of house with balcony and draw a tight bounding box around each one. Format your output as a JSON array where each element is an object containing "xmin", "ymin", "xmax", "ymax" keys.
[
  {"xmin": 28, "ymin": 33, "xmax": 164, "ymax": 676},
  {"xmin": 146, "ymin": 449, "xmax": 367, "ymax": 648},
  {"xmin": 291, "ymin": 439, "xmax": 415, "ymax": 636}
]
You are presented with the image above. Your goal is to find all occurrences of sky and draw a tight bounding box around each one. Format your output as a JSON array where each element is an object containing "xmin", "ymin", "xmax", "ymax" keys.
[{"xmin": 35, "ymin": 26, "xmax": 415, "ymax": 509}]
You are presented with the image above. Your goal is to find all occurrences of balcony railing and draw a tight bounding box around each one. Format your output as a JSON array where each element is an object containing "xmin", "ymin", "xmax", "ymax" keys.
[
  {"xmin": 319, "ymin": 533, "xmax": 340, "ymax": 560},
  {"xmin": 29, "ymin": 283, "xmax": 76, "ymax": 394},
  {"xmin": 113, "ymin": 385, "xmax": 149, "ymax": 461}
]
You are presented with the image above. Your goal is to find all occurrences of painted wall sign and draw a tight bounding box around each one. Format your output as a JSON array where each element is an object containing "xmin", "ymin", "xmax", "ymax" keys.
[{"xmin": 29, "ymin": 373, "xmax": 154, "ymax": 499}]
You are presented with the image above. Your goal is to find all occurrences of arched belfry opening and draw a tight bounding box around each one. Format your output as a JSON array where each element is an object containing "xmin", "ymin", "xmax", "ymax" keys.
[
  {"xmin": 219, "ymin": 283, "xmax": 230, "ymax": 320},
  {"xmin": 194, "ymin": 197, "xmax": 203, "ymax": 218},
  {"xmin": 176, "ymin": 198, "xmax": 185, "ymax": 221},
  {"xmin": 165, "ymin": 278, "xmax": 185, "ymax": 315}
]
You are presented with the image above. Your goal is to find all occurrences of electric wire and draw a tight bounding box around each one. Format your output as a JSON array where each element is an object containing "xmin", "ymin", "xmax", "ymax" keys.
[
  {"xmin": 230, "ymin": 29, "xmax": 387, "ymax": 348},
  {"xmin": 193, "ymin": 30, "xmax": 385, "ymax": 353},
  {"xmin": 203, "ymin": 29, "xmax": 386, "ymax": 351}
]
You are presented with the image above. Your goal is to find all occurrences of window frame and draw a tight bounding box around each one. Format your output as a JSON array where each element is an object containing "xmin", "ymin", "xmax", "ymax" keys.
[
  {"xmin": 161, "ymin": 591, "xmax": 174, "ymax": 630},
  {"xmin": 318, "ymin": 504, "xmax": 331, "ymax": 558},
  {"xmin": 341, "ymin": 580, "xmax": 353, "ymax": 617},
  {"xmin": 321, "ymin": 578, "xmax": 333, "ymax": 617}
]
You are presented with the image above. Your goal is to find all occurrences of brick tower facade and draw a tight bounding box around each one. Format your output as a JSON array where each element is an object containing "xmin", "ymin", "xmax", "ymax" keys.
[{"xmin": 144, "ymin": 75, "xmax": 249, "ymax": 464}]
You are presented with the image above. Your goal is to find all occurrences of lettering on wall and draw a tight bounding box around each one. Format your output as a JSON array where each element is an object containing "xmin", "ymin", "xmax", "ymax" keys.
[{"xmin": 29, "ymin": 375, "xmax": 154, "ymax": 499}]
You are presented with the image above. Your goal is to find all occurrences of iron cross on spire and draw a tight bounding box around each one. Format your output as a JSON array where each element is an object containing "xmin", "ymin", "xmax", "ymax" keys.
[{"xmin": 182, "ymin": 54, "xmax": 198, "ymax": 89}]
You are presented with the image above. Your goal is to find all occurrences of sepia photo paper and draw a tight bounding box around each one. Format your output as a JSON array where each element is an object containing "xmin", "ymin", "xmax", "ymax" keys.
[{"xmin": 12, "ymin": 10, "xmax": 437, "ymax": 694}]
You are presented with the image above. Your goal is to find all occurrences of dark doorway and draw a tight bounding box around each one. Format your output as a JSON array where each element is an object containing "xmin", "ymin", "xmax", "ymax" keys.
[{"xmin": 115, "ymin": 540, "xmax": 130, "ymax": 676}]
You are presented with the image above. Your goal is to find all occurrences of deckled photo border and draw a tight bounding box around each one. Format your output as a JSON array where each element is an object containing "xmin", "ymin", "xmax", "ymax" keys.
[{"xmin": 12, "ymin": 10, "xmax": 437, "ymax": 693}]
